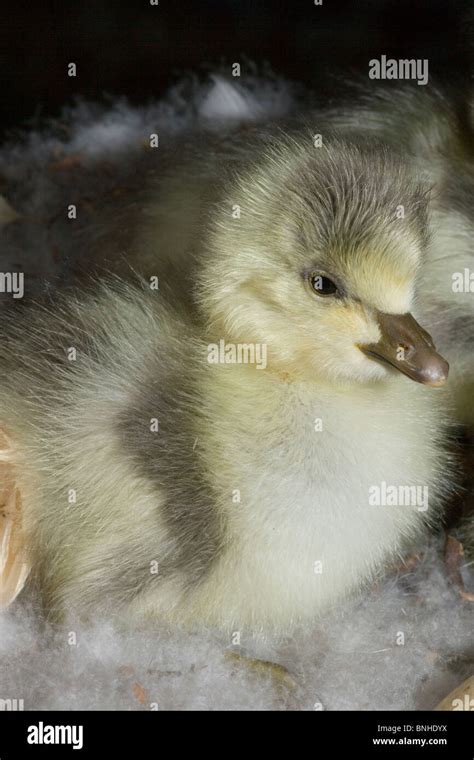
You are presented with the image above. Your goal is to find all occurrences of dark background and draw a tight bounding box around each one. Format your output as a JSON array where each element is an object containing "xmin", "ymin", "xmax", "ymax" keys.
[{"xmin": 1, "ymin": 0, "xmax": 472, "ymax": 139}]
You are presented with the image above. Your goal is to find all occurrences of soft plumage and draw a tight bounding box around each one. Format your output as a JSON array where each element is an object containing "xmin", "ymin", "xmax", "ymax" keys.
[{"xmin": 0, "ymin": 124, "xmax": 456, "ymax": 633}]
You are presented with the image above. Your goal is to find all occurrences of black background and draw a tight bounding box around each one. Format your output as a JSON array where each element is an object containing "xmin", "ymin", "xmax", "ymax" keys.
[{"xmin": 1, "ymin": 0, "xmax": 472, "ymax": 139}]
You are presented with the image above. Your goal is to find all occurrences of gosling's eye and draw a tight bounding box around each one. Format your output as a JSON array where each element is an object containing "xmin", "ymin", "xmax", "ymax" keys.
[{"xmin": 309, "ymin": 273, "xmax": 339, "ymax": 297}]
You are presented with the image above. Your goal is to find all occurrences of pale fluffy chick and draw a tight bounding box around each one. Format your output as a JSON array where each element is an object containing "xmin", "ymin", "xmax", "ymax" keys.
[{"xmin": 0, "ymin": 130, "xmax": 455, "ymax": 634}]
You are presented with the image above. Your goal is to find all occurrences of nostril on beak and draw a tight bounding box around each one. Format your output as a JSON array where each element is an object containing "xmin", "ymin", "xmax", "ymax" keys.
[{"xmin": 360, "ymin": 311, "xmax": 450, "ymax": 386}]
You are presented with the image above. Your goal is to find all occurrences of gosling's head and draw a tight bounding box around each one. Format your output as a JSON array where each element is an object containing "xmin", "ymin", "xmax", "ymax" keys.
[{"xmin": 199, "ymin": 134, "xmax": 448, "ymax": 386}]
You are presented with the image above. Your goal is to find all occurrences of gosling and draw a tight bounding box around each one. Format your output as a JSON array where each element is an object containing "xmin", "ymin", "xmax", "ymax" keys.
[{"xmin": 0, "ymin": 131, "xmax": 454, "ymax": 633}]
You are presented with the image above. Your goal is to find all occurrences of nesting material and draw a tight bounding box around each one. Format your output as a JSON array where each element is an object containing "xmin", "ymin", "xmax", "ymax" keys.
[
  {"xmin": 0, "ymin": 538, "xmax": 473, "ymax": 710},
  {"xmin": 445, "ymin": 536, "xmax": 474, "ymax": 602}
]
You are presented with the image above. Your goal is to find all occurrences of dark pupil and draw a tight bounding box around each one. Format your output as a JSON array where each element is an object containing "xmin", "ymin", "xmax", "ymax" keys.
[{"xmin": 312, "ymin": 275, "xmax": 337, "ymax": 295}]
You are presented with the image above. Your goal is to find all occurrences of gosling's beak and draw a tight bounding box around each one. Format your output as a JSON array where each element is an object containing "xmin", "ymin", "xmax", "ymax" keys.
[{"xmin": 359, "ymin": 311, "xmax": 449, "ymax": 387}]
